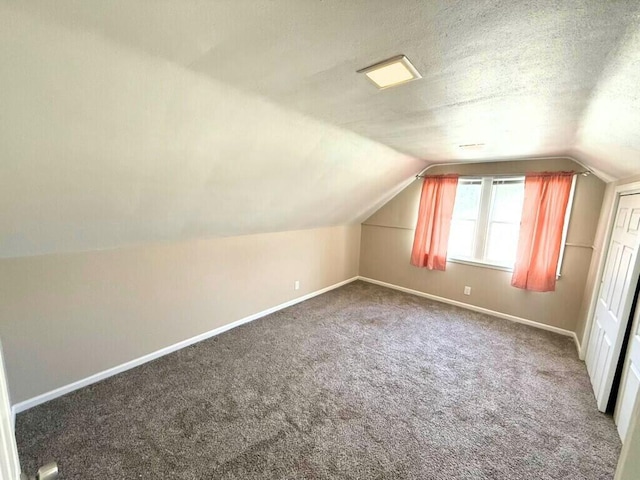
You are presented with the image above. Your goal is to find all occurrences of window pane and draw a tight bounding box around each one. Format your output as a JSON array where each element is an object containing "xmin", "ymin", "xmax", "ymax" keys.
[
  {"xmin": 490, "ymin": 181, "xmax": 524, "ymax": 223},
  {"xmin": 452, "ymin": 181, "xmax": 481, "ymax": 220},
  {"xmin": 485, "ymin": 222, "xmax": 520, "ymax": 265},
  {"xmin": 449, "ymin": 219, "xmax": 476, "ymax": 258}
]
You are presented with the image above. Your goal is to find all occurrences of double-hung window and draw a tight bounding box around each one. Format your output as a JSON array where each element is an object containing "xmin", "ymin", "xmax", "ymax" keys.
[{"xmin": 448, "ymin": 177, "xmax": 525, "ymax": 268}]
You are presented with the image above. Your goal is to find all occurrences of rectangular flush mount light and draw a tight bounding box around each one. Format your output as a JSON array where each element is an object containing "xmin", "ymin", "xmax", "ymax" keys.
[{"xmin": 358, "ymin": 55, "xmax": 421, "ymax": 89}]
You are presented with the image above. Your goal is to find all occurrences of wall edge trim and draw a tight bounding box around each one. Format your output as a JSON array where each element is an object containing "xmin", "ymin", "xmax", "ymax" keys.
[
  {"xmin": 11, "ymin": 276, "xmax": 359, "ymax": 415},
  {"xmin": 571, "ymin": 332, "xmax": 583, "ymax": 359},
  {"xmin": 357, "ymin": 276, "xmax": 576, "ymax": 339}
]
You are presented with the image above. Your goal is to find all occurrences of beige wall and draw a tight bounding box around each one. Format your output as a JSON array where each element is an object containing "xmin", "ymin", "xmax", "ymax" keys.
[
  {"xmin": 0, "ymin": 225, "xmax": 361, "ymax": 404},
  {"xmin": 576, "ymin": 173, "xmax": 640, "ymax": 345},
  {"xmin": 361, "ymin": 158, "xmax": 605, "ymax": 332},
  {"xmin": 575, "ymin": 184, "xmax": 616, "ymax": 343}
]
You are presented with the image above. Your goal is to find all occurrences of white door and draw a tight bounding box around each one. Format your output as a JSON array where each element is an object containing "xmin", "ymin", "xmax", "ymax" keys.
[
  {"xmin": 586, "ymin": 194, "xmax": 640, "ymax": 412},
  {"xmin": 615, "ymin": 295, "xmax": 640, "ymax": 442},
  {"xmin": 0, "ymin": 339, "xmax": 21, "ymax": 480}
]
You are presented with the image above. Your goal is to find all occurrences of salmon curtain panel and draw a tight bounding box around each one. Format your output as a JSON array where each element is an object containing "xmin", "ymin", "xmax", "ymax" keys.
[
  {"xmin": 511, "ymin": 172, "xmax": 574, "ymax": 292},
  {"xmin": 410, "ymin": 175, "xmax": 459, "ymax": 271}
]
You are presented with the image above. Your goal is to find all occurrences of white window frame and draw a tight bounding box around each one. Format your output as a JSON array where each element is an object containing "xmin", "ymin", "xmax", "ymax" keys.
[
  {"xmin": 555, "ymin": 174, "xmax": 577, "ymax": 278},
  {"xmin": 448, "ymin": 176, "xmax": 524, "ymax": 270},
  {"xmin": 448, "ymin": 174, "xmax": 575, "ymax": 278}
]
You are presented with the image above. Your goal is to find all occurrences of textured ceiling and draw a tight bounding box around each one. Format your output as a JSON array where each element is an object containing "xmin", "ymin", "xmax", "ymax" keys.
[
  {"xmin": 13, "ymin": 0, "xmax": 640, "ymax": 179},
  {"xmin": 2, "ymin": 1, "xmax": 640, "ymax": 257}
]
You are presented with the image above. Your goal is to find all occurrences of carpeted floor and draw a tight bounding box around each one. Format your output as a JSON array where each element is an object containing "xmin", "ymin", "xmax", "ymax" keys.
[{"xmin": 16, "ymin": 281, "xmax": 621, "ymax": 479}]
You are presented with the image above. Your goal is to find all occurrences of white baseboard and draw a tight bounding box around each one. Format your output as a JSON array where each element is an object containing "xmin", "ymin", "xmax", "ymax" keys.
[
  {"xmin": 11, "ymin": 276, "xmax": 358, "ymax": 416},
  {"xmin": 358, "ymin": 276, "xmax": 577, "ymax": 339}
]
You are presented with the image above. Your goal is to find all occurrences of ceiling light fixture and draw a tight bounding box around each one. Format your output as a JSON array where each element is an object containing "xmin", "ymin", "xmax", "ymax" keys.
[{"xmin": 357, "ymin": 55, "xmax": 421, "ymax": 89}]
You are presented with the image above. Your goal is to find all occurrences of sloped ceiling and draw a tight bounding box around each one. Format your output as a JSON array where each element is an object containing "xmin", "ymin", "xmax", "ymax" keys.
[
  {"xmin": 2, "ymin": 1, "xmax": 640, "ymax": 258},
  {"xmin": 573, "ymin": 17, "xmax": 640, "ymax": 180},
  {"xmin": 0, "ymin": 4, "xmax": 424, "ymax": 258}
]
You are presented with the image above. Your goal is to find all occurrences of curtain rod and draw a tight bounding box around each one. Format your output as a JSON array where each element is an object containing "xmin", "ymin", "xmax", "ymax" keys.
[{"xmin": 415, "ymin": 170, "xmax": 591, "ymax": 179}]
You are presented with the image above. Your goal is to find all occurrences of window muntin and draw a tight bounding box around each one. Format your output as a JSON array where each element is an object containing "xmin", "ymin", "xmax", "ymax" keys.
[{"xmin": 448, "ymin": 177, "xmax": 525, "ymax": 267}]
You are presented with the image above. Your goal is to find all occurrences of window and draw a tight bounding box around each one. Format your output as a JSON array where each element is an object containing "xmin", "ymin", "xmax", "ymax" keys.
[{"xmin": 448, "ymin": 177, "xmax": 525, "ymax": 268}]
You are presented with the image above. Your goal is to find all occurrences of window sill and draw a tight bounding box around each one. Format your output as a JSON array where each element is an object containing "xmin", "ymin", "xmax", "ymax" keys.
[
  {"xmin": 447, "ymin": 257, "xmax": 514, "ymax": 272},
  {"xmin": 447, "ymin": 258, "xmax": 562, "ymax": 279}
]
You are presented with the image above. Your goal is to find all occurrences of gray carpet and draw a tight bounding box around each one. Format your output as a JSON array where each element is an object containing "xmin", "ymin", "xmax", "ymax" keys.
[{"xmin": 16, "ymin": 281, "xmax": 621, "ymax": 479}]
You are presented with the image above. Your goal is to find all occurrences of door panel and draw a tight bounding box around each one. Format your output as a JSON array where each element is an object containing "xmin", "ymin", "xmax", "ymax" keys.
[
  {"xmin": 593, "ymin": 327, "xmax": 611, "ymax": 395},
  {"xmin": 586, "ymin": 194, "xmax": 640, "ymax": 413},
  {"xmin": 601, "ymin": 242, "xmax": 621, "ymax": 305},
  {"xmin": 617, "ymin": 364, "xmax": 640, "ymax": 441},
  {"xmin": 610, "ymin": 246, "xmax": 633, "ymax": 317},
  {"xmin": 630, "ymin": 210, "xmax": 640, "ymax": 233},
  {"xmin": 616, "ymin": 298, "xmax": 640, "ymax": 442}
]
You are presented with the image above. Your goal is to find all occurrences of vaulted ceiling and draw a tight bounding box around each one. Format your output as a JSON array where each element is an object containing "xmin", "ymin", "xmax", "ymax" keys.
[{"xmin": 1, "ymin": 1, "xmax": 639, "ymax": 258}]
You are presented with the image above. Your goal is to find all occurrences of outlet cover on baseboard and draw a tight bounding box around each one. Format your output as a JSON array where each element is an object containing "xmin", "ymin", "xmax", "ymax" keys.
[
  {"xmin": 294, "ymin": 280, "xmax": 300, "ymax": 290},
  {"xmin": 463, "ymin": 286, "xmax": 471, "ymax": 295}
]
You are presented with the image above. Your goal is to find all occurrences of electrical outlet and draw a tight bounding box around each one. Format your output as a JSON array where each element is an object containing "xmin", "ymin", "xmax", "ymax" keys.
[
  {"xmin": 294, "ymin": 280, "xmax": 300, "ymax": 290},
  {"xmin": 464, "ymin": 286, "xmax": 471, "ymax": 295}
]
